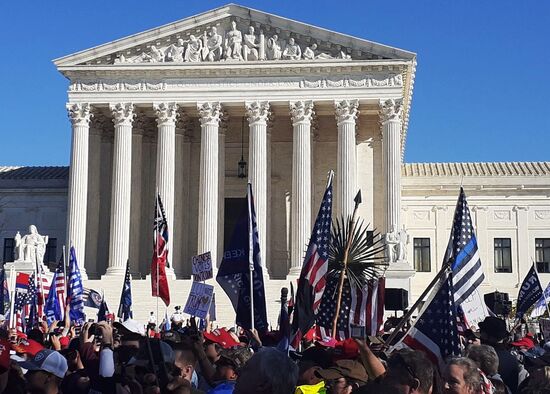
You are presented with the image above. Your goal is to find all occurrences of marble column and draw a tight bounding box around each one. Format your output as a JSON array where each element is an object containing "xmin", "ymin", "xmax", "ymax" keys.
[
  {"xmin": 246, "ymin": 101, "xmax": 270, "ymax": 270},
  {"xmin": 66, "ymin": 103, "xmax": 92, "ymax": 279},
  {"xmin": 335, "ymin": 99, "xmax": 359, "ymax": 219},
  {"xmin": 197, "ymin": 102, "xmax": 222, "ymax": 265},
  {"xmin": 154, "ymin": 102, "xmax": 178, "ymax": 276},
  {"xmin": 380, "ymin": 98, "xmax": 403, "ymax": 234},
  {"xmin": 106, "ymin": 103, "xmax": 135, "ymax": 275},
  {"xmin": 289, "ymin": 100, "xmax": 314, "ymax": 274},
  {"xmin": 217, "ymin": 111, "xmax": 229, "ymax": 270}
]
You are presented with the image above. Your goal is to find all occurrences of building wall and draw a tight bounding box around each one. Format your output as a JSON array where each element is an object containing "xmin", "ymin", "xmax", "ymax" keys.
[{"xmin": 403, "ymin": 173, "xmax": 550, "ymax": 301}]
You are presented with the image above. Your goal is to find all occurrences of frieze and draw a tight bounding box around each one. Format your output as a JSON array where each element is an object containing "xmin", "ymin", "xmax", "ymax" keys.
[
  {"xmin": 69, "ymin": 73, "xmax": 402, "ymax": 93},
  {"xmin": 103, "ymin": 19, "xmax": 356, "ymax": 66},
  {"xmin": 412, "ymin": 210, "xmax": 431, "ymax": 221},
  {"xmin": 535, "ymin": 210, "xmax": 550, "ymax": 221},
  {"xmin": 493, "ymin": 210, "xmax": 511, "ymax": 221}
]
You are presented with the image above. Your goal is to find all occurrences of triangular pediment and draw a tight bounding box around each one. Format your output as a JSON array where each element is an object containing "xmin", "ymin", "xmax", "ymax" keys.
[{"xmin": 54, "ymin": 3, "xmax": 415, "ymax": 67}]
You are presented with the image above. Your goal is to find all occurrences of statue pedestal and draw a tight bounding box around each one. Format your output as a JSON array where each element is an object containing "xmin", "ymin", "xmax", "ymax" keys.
[
  {"xmin": 4, "ymin": 261, "xmax": 53, "ymax": 281},
  {"xmin": 384, "ymin": 260, "xmax": 415, "ymax": 301}
]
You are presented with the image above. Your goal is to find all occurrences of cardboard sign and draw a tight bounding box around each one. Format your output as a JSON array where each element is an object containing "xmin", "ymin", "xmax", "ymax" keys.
[
  {"xmin": 460, "ymin": 290, "xmax": 490, "ymax": 329},
  {"xmin": 183, "ymin": 282, "xmax": 214, "ymax": 319},
  {"xmin": 540, "ymin": 318, "xmax": 550, "ymax": 342},
  {"xmin": 192, "ymin": 252, "xmax": 213, "ymax": 282}
]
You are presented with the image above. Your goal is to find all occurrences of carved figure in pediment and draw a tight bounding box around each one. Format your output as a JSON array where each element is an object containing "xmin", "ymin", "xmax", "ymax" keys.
[
  {"xmin": 242, "ymin": 26, "xmax": 260, "ymax": 61},
  {"xmin": 282, "ymin": 38, "xmax": 301, "ymax": 60},
  {"xmin": 266, "ymin": 34, "xmax": 282, "ymax": 60},
  {"xmin": 184, "ymin": 35, "xmax": 203, "ymax": 62},
  {"xmin": 166, "ymin": 38, "xmax": 186, "ymax": 62},
  {"xmin": 150, "ymin": 46, "xmax": 165, "ymax": 62},
  {"xmin": 304, "ymin": 43, "xmax": 334, "ymax": 60},
  {"xmin": 203, "ymin": 27, "xmax": 223, "ymax": 61},
  {"xmin": 337, "ymin": 51, "xmax": 352, "ymax": 60},
  {"xmin": 224, "ymin": 20, "xmax": 243, "ymax": 60}
]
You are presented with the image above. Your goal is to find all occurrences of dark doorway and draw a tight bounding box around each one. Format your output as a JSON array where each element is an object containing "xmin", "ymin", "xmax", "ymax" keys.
[{"xmin": 224, "ymin": 197, "xmax": 247, "ymax": 251}]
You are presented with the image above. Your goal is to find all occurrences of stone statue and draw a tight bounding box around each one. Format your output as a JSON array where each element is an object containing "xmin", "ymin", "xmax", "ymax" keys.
[
  {"xmin": 384, "ymin": 228, "xmax": 398, "ymax": 264},
  {"xmin": 396, "ymin": 229, "xmax": 409, "ymax": 262},
  {"xmin": 184, "ymin": 35, "xmax": 203, "ymax": 62},
  {"xmin": 150, "ymin": 45, "xmax": 164, "ymax": 62},
  {"xmin": 14, "ymin": 225, "xmax": 48, "ymax": 265},
  {"xmin": 166, "ymin": 38, "xmax": 185, "ymax": 62},
  {"xmin": 266, "ymin": 34, "xmax": 282, "ymax": 60},
  {"xmin": 282, "ymin": 37, "xmax": 301, "ymax": 60},
  {"xmin": 304, "ymin": 43, "xmax": 334, "ymax": 60},
  {"xmin": 242, "ymin": 26, "xmax": 259, "ymax": 61},
  {"xmin": 224, "ymin": 20, "xmax": 243, "ymax": 60},
  {"xmin": 203, "ymin": 27, "xmax": 223, "ymax": 61}
]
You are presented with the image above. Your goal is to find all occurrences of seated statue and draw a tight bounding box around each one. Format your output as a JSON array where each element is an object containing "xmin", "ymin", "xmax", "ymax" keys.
[
  {"xmin": 14, "ymin": 225, "xmax": 48, "ymax": 265},
  {"xmin": 282, "ymin": 38, "xmax": 301, "ymax": 60}
]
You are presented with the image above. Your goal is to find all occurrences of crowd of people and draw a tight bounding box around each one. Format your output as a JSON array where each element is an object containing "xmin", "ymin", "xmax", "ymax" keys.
[{"xmin": 1, "ymin": 305, "xmax": 550, "ymax": 394}]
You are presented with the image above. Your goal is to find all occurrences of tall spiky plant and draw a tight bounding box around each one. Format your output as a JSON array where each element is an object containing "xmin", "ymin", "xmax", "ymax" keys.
[{"xmin": 328, "ymin": 215, "xmax": 387, "ymax": 289}]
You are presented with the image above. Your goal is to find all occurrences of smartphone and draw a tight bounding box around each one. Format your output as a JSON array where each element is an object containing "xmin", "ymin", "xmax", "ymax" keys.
[{"xmin": 350, "ymin": 325, "xmax": 366, "ymax": 339}]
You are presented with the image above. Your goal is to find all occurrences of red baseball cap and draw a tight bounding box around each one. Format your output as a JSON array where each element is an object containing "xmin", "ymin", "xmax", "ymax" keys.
[
  {"xmin": 511, "ymin": 337, "xmax": 535, "ymax": 349},
  {"xmin": 333, "ymin": 338, "xmax": 359, "ymax": 360},
  {"xmin": 203, "ymin": 328, "xmax": 240, "ymax": 349},
  {"xmin": 11, "ymin": 338, "xmax": 44, "ymax": 356}
]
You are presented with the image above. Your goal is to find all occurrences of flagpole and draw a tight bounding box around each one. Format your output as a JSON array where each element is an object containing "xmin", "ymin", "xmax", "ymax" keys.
[
  {"xmin": 533, "ymin": 259, "xmax": 550, "ymax": 316},
  {"xmin": 332, "ymin": 190, "xmax": 362, "ymax": 337},
  {"xmin": 156, "ymin": 191, "xmax": 160, "ymax": 330},
  {"xmin": 247, "ymin": 183, "xmax": 255, "ymax": 332},
  {"xmin": 8, "ymin": 265, "xmax": 16, "ymax": 329}
]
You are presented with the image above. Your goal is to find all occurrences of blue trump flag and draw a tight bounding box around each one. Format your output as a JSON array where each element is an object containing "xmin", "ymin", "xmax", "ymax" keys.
[
  {"xmin": 516, "ymin": 264, "xmax": 543, "ymax": 318},
  {"xmin": 216, "ymin": 183, "xmax": 268, "ymax": 332},
  {"xmin": 117, "ymin": 260, "xmax": 133, "ymax": 321},
  {"xmin": 67, "ymin": 246, "xmax": 85, "ymax": 324},
  {"xmin": 44, "ymin": 255, "xmax": 65, "ymax": 324}
]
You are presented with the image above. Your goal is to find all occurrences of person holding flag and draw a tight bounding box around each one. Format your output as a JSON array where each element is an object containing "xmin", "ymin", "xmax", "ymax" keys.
[{"xmin": 67, "ymin": 246, "xmax": 85, "ymax": 325}]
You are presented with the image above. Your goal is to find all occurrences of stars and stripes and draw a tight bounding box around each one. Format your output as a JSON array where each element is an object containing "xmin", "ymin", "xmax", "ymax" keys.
[
  {"xmin": 447, "ymin": 187, "xmax": 485, "ymax": 305},
  {"xmin": 314, "ymin": 273, "xmax": 384, "ymax": 341},
  {"xmin": 44, "ymin": 255, "xmax": 66, "ymax": 324},
  {"xmin": 35, "ymin": 264, "xmax": 50, "ymax": 317},
  {"xmin": 151, "ymin": 193, "xmax": 170, "ymax": 306},
  {"xmin": 291, "ymin": 173, "xmax": 333, "ymax": 345},
  {"xmin": 400, "ymin": 271, "xmax": 461, "ymax": 366},
  {"xmin": 67, "ymin": 246, "xmax": 85, "ymax": 324}
]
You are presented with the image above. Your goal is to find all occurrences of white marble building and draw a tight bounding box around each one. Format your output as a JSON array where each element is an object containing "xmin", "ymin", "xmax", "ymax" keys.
[{"xmin": 1, "ymin": 5, "xmax": 549, "ymax": 325}]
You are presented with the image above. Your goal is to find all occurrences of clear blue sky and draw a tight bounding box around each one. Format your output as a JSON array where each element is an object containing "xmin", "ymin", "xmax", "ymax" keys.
[{"xmin": 1, "ymin": 0, "xmax": 548, "ymax": 166}]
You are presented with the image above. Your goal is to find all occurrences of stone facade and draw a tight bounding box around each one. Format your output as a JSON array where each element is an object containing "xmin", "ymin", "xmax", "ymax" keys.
[{"xmin": 1, "ymin": 5, "xmax": 548, "ymax": 326}]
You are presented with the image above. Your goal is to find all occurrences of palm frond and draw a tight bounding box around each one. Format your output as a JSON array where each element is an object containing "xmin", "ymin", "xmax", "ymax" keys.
[{"xmin": 328, "ymin": 215, "xmax": 387, "ymax": 289}]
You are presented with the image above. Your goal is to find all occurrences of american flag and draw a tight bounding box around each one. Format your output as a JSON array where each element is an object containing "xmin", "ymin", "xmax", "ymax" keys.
[
  {"xmin": 400, "ymin": 271, "xmax": 461, "ymax": 366},
  {"xmin": 315, "ymin": 274, "xmax": 385, "ymax": 341},
  {"xmin": 446, "ymin": 188, "xmax": 485, "ymax": 305},
  {"xmin": 35, "ymin": 264, "xmax": 51, "ymax": 317},
  {"xmin": 13, "ymin": 273, "xmax": 37, "ymax": 332},
  {"xmin": 291, "ymin": 174, "xmax": 333, "ymax": 345}
]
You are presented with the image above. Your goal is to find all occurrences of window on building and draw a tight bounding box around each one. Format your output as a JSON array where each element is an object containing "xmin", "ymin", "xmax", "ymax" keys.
[
  {"xmin": 413, "ymin": 238, "xmax": 431, "ymax": 272},
  {"xmin": 494, "ymin": 238, "xmax": 512, "ymax": 273},
  {"xmin": 44, "ymin": 238, "xmax": 57, "ymax": 263},
  {"xmin": 3, "ymin": 238, "xmax": 14, "ymax": 263},
  {"xmin": 536, "ymin": 238, "xmax": 550, "ymax": 273}
]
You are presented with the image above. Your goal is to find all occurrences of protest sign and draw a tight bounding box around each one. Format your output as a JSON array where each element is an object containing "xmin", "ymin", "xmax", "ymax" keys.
[
  {"xmin": 460, "ymin": 289, "xmax": 490, "ymax": 329},
  {"xmin": 540, "ymin": 318, "xmax": 550, "ymax": 342},
  {"xmin": 183, "ymin": 282, "xmax": 214, "ymax": 319},
  {"xmin": 192, "ymin": 252, "xmax": 213, "ymax": 282}
]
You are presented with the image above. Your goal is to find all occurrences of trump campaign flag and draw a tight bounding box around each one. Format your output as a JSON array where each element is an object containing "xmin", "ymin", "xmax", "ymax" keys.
[
  {"xmin": 67, "ymin": 246, "xmax": 85, "ymax": 324},
  {"xmin": 44, "ymin": 255, "xmax": 66, "ymax": 324},
  {"xmin": 118, "ymin": 260, "xmax": 133, "ymax": 320},
  {"xmin": 516, "ymin": 264, "xmax": 543, "ymax": 318},
  {"xmin": 216, "ymin": 183, "xmax": 267, "ymax": 331}
]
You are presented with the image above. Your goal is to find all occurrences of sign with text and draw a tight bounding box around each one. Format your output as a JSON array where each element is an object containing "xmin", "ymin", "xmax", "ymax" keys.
[
  {"xmin": 192, "ymin": 252, "xmax": 213, "ymax": 282},
  {"xmin": 541, "ymin": 318, "xmax": 550, "ymax": 342},
  {"xmin": 183, "ymin": 282, "xmax": 214, "ymax": 319}
]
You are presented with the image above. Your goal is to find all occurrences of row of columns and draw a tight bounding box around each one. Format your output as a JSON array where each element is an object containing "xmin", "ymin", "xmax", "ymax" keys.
[{"xmin": 66, "ymin": 98, "xmax": 404, "ymax": 277}]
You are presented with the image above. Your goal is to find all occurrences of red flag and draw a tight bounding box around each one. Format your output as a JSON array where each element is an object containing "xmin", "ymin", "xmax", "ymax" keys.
[{"xmin": 151, "ymin": 193, "xmax": 170, "ymax": 306}]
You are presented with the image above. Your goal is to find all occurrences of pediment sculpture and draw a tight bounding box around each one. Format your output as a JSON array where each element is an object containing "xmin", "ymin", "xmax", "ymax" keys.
[
  {"xmin": 113, "ymin": 20, "xmax": 353, "ymax": 65},
  {"xmin": 14, "ymin": 225, "xmax": 49, "ymax": 265}
]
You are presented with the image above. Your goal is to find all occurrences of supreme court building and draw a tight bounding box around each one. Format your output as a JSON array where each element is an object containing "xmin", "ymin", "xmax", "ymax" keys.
[{"xmin": 1, "ymin": 4, "xmax": 549, "ymax": 325}]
